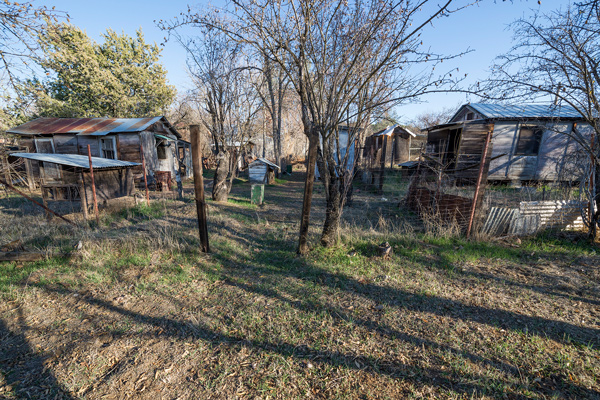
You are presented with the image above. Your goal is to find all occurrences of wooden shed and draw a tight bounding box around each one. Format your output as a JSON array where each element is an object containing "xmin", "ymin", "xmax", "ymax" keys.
[
  {"xmin": 7, "ymin": 116, "xmax": 192, "ymax": 188},
  {"xmin": 248, "ymin": 158, "xmax": 280, "ymax": 184},
  {"xmin": 363, "ymin": 125, "xmax": 418, "ymax": 167},
  {"xmin": 424, "ymin": 103, "xmax": 589, "ymax": 182},
  {"xmin": 10, "ymin": 153, "xmax": 140, "ymax": 210}
]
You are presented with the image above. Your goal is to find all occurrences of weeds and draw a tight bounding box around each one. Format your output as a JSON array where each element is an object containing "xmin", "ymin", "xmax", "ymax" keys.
[{"xmin": 0, "ymin": 175, "xmax": 598, "ymax": 399}]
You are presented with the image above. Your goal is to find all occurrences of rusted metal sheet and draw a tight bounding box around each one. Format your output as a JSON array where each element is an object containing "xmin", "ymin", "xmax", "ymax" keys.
[{"xmin": 7, "ymin": 117, "xmax": 177, "ymax": 137}]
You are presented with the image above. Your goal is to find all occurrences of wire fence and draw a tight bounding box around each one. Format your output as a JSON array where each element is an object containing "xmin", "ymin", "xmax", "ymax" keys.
[{"xmin": 354, "ymin": 144, "xmax": 590, "ymax": 238}]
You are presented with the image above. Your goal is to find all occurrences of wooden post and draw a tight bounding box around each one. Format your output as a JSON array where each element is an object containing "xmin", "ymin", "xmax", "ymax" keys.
[
  {"xmin": 41, "ymin": 186, "xmax": 51, "ymax": 222},
  {"xmin": 298, "ymin": 131, "xmax": 319, "ymax": 254},
  {"xmin": 378, "ymin": 136, "xmax": 388, "ymax": 193},
  {"xmin": 390, "ymin": 135, "xmax": 395, "ymax": 169},
  {"xmin": 140, "ymin": 144, "xmax": 150, "ymax": 206},
  {"xmin": 87, "ymin": 145, "xmax": 100, "ymax": 226},
  {"xmin": 466, "ymin": 130, "xmax": 492, "ymax": 239},
  {"xmin": 24, "ymin": 159, "xmax": 35, "ymax": 191},
  {"xmin": 190, "ymin": 125, "xmax": 210, "ymax": 253},
  {"xmin": 79, "ymin": 172, "xmax": 88, "ymax": 220}
]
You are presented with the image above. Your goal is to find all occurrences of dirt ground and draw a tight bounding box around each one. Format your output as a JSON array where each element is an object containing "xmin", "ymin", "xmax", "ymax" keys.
[{"xmin": 0, "ymin": 170, "xmax": 599, "ymax": 399}]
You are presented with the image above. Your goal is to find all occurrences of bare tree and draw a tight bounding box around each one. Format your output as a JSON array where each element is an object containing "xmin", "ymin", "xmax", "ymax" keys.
[
  {"xmin": 409, "ymin": 105, "xmax": 460, "ymax": 131},
  {"xmin": 480, "ymin": 1, "xmax": 600, "ymax": 238},
  {"xmin": 257, "ymin": 55, "xmax": 289, "ymax": 170},
  {"xmin": 179, "ymin": 26, "xmax": 262, "ymax": 202},
  {"xmin": 0, "ymin": 2, "xmax": 65, "ymax": 93},
  {"xmin": 163, "ymin": 0, "xmax": 470, "ymax": 252}
]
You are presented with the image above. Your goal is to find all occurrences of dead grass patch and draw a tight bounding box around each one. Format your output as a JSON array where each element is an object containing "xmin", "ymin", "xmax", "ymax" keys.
[{"xmin": 0, "ymin": 173, "xmax": 599, "ymax": 399}]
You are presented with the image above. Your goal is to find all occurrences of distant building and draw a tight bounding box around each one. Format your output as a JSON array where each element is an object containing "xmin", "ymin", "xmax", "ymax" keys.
[
  {"xmin": 424, "ymin": 103, "xmax": 590, "ymax": 182},
  {"xmin": 363, "ymin": 125, "xmax": 420, "ymax": 167},
  {"xmin": 7, "ymin": 116, "xmax": 192, "ymax": 186}
]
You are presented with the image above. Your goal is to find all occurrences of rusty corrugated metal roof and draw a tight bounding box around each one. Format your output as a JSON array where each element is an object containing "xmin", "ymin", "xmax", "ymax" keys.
[
  {"xmin": 7, "ymin": 116, "xmax": 180, "ymax": 137},
  {"xmin": 10, "ymin": 153, "xmax": 140, "ymax": 169}
]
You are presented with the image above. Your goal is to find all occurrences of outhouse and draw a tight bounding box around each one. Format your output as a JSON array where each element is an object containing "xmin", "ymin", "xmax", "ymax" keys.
[{"xmin": 248, "ymin": 158, "xmax": 280, "ymax": 184}]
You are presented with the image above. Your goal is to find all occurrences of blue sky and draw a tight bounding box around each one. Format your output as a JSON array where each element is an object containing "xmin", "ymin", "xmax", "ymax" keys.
[{"xmin": 40, "ymin": 0, "xmax": 566, "ymax": 122}]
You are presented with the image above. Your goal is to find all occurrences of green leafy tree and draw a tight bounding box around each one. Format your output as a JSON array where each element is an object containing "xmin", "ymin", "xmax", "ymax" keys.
[{"xmin": 33, "ymin": 24, "xmax": 175, "ymax": 118}]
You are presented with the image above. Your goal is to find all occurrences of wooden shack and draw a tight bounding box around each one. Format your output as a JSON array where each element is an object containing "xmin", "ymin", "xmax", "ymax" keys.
[
  {"xmin": 425, "ymin": 103, "xmax": 588, "ymax": 182},
  {"xmin": 7, "ymin": 116, "xmax": 192, "ymax": 188},
  {"xmin": 248, "ymin": 158, "xmax": 280, "ymax": 184},
  {"xmin": 10, "ymin": 153, "xmax": 139, "ymax": 210},
  {"xmin": 363, "ymin": 125, "xmax": 418, "ymax": 167}
]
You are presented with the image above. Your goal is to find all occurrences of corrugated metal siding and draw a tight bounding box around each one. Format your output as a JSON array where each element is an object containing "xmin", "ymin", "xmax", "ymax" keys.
[
  {"xmin": 481, "ymin": 207, "xmax": 518, "ymax": 236},
  {"xmin": 519, "ymin": 200, "xmax": 586, "ymax": 230},
  {"xmin": 482, "ymin": 200, "xmax": 587, "ymax": 236},
  {"xmin": 10, "ymin": 153, "xmax": 140, "ymax": 169}
]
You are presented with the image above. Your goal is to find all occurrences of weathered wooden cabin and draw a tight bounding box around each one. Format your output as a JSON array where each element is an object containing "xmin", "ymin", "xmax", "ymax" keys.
[
  {"xmin": 425, "ymin": 103, "xmax": 589, "ymax": 182},
  {"xmin": 248, "ymin": 158, "xmax": 280, "ymax": 184},
  {"xmin": 7, "ymin": 116, "xmax": 192, "ymax": 187},
  {"xmin": 10, "ymin": 153, "xmax": 139, "ymax": 210},
  {"xmin": 363, "ymin": 125, "xmax": 418, "ymax": 167}
]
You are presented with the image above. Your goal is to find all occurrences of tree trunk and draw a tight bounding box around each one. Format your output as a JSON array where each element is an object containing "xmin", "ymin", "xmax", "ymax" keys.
[
  {"xmin": 320, "ymin": 176, "xmax": 343, "ymax": 246},
  {"xmin": 212, "ymin": 150, "xmax": 231, "ymax": 202},
  {"xmin": 298, "ymin": 131, "xmax": 319, "ymax": 254},
  {"xmin": 590, "ymin": 162, "xmax": 600, "ymax": 240}
]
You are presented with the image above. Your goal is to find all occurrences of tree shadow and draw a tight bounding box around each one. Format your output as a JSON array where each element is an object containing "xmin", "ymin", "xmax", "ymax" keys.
[{"xmin": 0, "ymin": 307, "xmax": 74, "ymax": 399}]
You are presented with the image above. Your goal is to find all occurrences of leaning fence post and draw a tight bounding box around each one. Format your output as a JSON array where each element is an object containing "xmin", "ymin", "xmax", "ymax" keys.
[
  {"xmin": 87, "ymin": 145, "xmax": 100, "ymax": 226},
  {"xmin": 190, "ymin": 125, "xmax": 210, "ymax": 253},
  {"xmin": 467, "ymin": 130, "xmax": 492, "ymax": 239}
]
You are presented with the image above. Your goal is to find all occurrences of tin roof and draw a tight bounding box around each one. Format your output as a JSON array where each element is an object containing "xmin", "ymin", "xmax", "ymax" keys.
[
  {"xmin": 7, "ymin": 116, "xmax": 181, "ymax": 138},
  {"xmin": 249, "ymin": 157, "xmax": 280, "ymax": 170},
  {"xmin": 373, "ymin": 125, "xmax": 417, "ymax": 138},
  {"xmin": 462, "ymin": 103, "xmax": 583, "ymax": 120},
  {"xmin": 10, "ymin": 153, "xmax": 140, "ymax": 170}
]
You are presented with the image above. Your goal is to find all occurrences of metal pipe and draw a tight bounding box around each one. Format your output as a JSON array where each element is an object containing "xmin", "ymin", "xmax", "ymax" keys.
[
  {"xmin": 140, "ymin": 144, "xmax": 150, "ymax": 206},
  {"xmin": 87, "ymin": 145, "xmax": 100, "ymax": 226},
  {"xmin": 467, "ymin": 130, "xmax": 492, "ymax": 239}
]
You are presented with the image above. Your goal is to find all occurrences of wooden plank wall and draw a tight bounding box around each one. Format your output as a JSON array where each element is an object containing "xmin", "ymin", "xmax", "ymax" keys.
[
  {"xmin": 488, "ymin": 123, "xmax": 517, "ymax": 180},
  {"xmin": 54, "ymin": 135, "xmax": 78, "ymax": 154},
  {"xmin": 82, "ymin": 168, "xmax": 134, "ymax": 205},
  {"xmin": 249, "ymin": 163, "xmax": 267, "ymax": 183},
  {"xmin": 535, "ymin": 123, "xmax": 571, "ymax": 181},
  {"xmin": 455, "ymin": 123, "xmax": 494, "ymax": 180},
  {"xmin": 140, "ymin": 131, "xmax": 158, "ymax": 180},
  {"xmin": 77, "ymin": 136, "xmax": 100, "ymax": 157}
]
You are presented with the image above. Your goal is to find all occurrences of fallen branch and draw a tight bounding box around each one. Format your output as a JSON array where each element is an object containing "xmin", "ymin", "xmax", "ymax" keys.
[
  {"xmin": 0, "ymin": 178, "xmax": 77, "ymax": 227},
  {"xmin": 0, "ymin": 251, "xmax": 44, "ymax": 262}
]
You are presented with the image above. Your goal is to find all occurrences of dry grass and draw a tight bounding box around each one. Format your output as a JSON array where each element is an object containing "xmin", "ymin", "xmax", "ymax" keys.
[{"xmin": 0, "ymin": 173, "xmax": 599, "ymax": 399}]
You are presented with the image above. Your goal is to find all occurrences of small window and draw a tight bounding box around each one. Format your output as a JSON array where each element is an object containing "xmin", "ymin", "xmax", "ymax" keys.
[
  {"xmin": 100, "ymin": 138, "xmax": 117, "ymax": 159},
  {"xmin": 515, "ymin": 125, "xmax": 544, "ymax": 156},
  {"xmin": 466, "ymin": 112, "xmax": 474, "ymax": 120}
]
